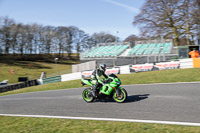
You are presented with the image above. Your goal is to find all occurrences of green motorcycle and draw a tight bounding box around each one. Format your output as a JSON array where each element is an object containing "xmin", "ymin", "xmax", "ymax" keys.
[{"xmin": 81, "ymin": 73, "xmax": 127, "ymax": 103}]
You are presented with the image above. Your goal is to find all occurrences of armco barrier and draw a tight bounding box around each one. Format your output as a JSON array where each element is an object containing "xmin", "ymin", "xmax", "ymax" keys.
[
  {"xmin": 130, "ymin": 64, "xmax": 154, "ymax": 72},
  {"xmin": 179, "ymin": 58, "xmax": 193, "ymax": 69},
  {"xmin": 105, "ymin": 68, "xmax": 120, "ymax": 75},
  {"xmin": 154, "ymin": 62, "xmax": 180, "ymax": 70},
  {"xmin": 43, "ymin": 76, "xmax": 61, "ymax": 84},
  {"xmin": 0, "ymin": 79, "xmax": 38, "ymax": 93}
]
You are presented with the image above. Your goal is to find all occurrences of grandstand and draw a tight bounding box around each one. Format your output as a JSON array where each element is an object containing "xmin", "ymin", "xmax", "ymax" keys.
[
  {"xmin": 83, "ymin": 44, "xmax": 129, "ymax": 58},
  {"xmin": 128, "ymin": 42, "xmax": 172, "ymax": 56},
  {"xmin": 80, "ymin": 39, "xmax": 178, "ymax": 66}
]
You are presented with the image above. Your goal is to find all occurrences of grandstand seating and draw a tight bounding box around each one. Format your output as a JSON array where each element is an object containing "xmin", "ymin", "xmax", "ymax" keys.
[
  {"xmin": 83, "ymin": 45, "xmax": 129, "ymax": 58},
  {"xmin": 129, "ymin": 42, "xmax": 172, "ymax": 56},
  {"xmin": 82, "ymin": 42, "xmax": 172, "ymax": 58}
]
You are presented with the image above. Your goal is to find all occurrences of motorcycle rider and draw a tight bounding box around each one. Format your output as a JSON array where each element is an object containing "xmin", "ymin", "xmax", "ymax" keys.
[{"xmin": 91, "ymin": 64, "xmax": 108, "ymax": 97}]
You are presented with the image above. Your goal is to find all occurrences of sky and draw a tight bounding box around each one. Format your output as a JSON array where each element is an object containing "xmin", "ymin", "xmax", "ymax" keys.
[{"xmin": 0, "ymin": 0, "xmax": 145, "ymax": 40}]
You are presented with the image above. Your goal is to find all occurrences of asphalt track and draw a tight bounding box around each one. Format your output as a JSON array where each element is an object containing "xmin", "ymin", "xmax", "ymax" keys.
[{"xmin": 0, "ymin": 82, "xmax": 200, "ymax": 126}]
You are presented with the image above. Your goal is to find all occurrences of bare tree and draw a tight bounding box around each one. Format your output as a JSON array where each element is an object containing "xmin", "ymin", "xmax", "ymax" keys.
[
  {"xmin": 194, "ymin": 0, "xmax": 200, "ymax": 45},
  {"xmin": 43, "ymin": 26, "xmax": 56, "ymax": 54},
  {"xmin": 91, "ymin": 32, "xmax": 117, "ymax": 44},
  {"xmin": 9, "ymin": 23, "xmax": 18, "ymax": 54},
  {"xmin": 133, "ymin": 0, "xmax": 198, "ymax": 46},
  {"xmin": 124, "ymin": 34, "xmax": 139, "ymax": 46},
  {"xmin": 19, "ymin": 23, "xmax": 27, "ymax": 55},
  {"xmin": 24, "ymin": 24, "xmax": 34, "ymax": 54},
  {"xmin": 1, "ymin": 17, "xmax": 15, "ymax": 54},
  {"xmin": 73, "ymin": 30, "xmax": 90, "ymax": 57},
  {"xmin": 33, "ymin": 24, "xmax": 43, "ymax": 54}
]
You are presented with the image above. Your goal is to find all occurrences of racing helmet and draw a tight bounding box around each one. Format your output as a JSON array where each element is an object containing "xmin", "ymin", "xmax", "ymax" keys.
[{"xmin": 99, "ymin": 64, "xmax": 106, "ymax": 72}]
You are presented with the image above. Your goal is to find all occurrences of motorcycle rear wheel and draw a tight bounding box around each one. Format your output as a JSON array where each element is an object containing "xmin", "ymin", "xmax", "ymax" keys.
[
  {"xmin": 82, "ymin": 88, "xmax": 94, "ymax": 103},
  {"xmin": 113, "ymin": 88, "xmax": 127, "ymax": 103}
]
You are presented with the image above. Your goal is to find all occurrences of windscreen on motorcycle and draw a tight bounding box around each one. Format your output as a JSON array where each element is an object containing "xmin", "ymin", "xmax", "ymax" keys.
[
  {"xmin": 109, "ymin": 73, "xmax": 118, "ymax": 78},
  {"xmin": 108, "ymin": 73, "xmax": 121, "ymax": 87}
]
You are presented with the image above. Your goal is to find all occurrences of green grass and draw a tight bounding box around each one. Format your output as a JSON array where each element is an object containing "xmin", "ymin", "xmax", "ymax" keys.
[
  {"xmin": 0, "ymin": 116, "xmax": 200, "ymax": 133},
  {"xmin": 0, "ymin": 60, "xmax": 78, "ymax": 83},
  {"xmin": 118, "ymin": 68, "xmax": 200, "ymax": 84}
]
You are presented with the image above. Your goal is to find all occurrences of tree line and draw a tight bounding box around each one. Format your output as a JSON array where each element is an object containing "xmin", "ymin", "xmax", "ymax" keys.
[
  {"xmin": 132, "ymin": 0, "xmax": 200, "ymax": 46},
  {"xmin": 0, "ymin": 17, "xmax": 118, "ymax": 57}
]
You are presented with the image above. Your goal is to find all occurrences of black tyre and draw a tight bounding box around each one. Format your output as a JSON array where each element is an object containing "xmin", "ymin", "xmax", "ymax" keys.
[
  {"xmin": 82, "ymin": 88, "xmax": 94, "ymax": 103},
  {"xmin": 113, "ymin": 88, "xmax": 127, "ymax": 103}
]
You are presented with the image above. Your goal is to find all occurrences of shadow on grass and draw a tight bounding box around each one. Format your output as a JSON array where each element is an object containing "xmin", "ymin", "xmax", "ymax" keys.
[
  {"xmin": 0, "ymin": 60, "xmax": 52, "ymax": 69},
  {"xmin": 0, "ymin": 58, "xmax": 79, "ymax": 69}
]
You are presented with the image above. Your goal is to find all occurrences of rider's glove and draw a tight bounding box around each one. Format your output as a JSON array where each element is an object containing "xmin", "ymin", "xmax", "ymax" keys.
[{"xmin": 103, "ymin": 80, "xmax": 107, "ymax": 84}]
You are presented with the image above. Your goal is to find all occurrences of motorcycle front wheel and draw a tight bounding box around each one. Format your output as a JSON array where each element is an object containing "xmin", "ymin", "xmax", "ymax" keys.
[
  {"xmin": 82, "ymin": 88, "xmax": 94, "ymax": 103},
  {"xmin": 113, "ymin": 88, "xmax": 127, "ymax": 103}
]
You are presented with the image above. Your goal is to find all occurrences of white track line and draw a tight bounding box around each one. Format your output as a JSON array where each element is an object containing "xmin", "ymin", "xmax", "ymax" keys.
[{"xmin": 0, "ymin": 114, "xmax": 200, "ymax": 127}]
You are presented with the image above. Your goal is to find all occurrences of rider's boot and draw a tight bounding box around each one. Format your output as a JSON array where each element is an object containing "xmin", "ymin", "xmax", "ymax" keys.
[{"xmin": 92, "ymin": 85, "xmax": 97, "ymax": 97}]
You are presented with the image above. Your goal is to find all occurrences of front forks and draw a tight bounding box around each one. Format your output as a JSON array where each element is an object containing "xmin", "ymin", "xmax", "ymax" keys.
[{"xmin": 116, "ymin": 88, "xmax": 121, "ymax": 97}]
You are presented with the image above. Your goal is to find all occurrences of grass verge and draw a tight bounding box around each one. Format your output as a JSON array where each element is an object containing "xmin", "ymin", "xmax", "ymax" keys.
[
  {"xmin": 0, "ymin": 116, "xmax": 200, "ymax": 133},
  {"xmin": 0, "ymin": 60, "xmax": 78, "ymax": 83}
]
